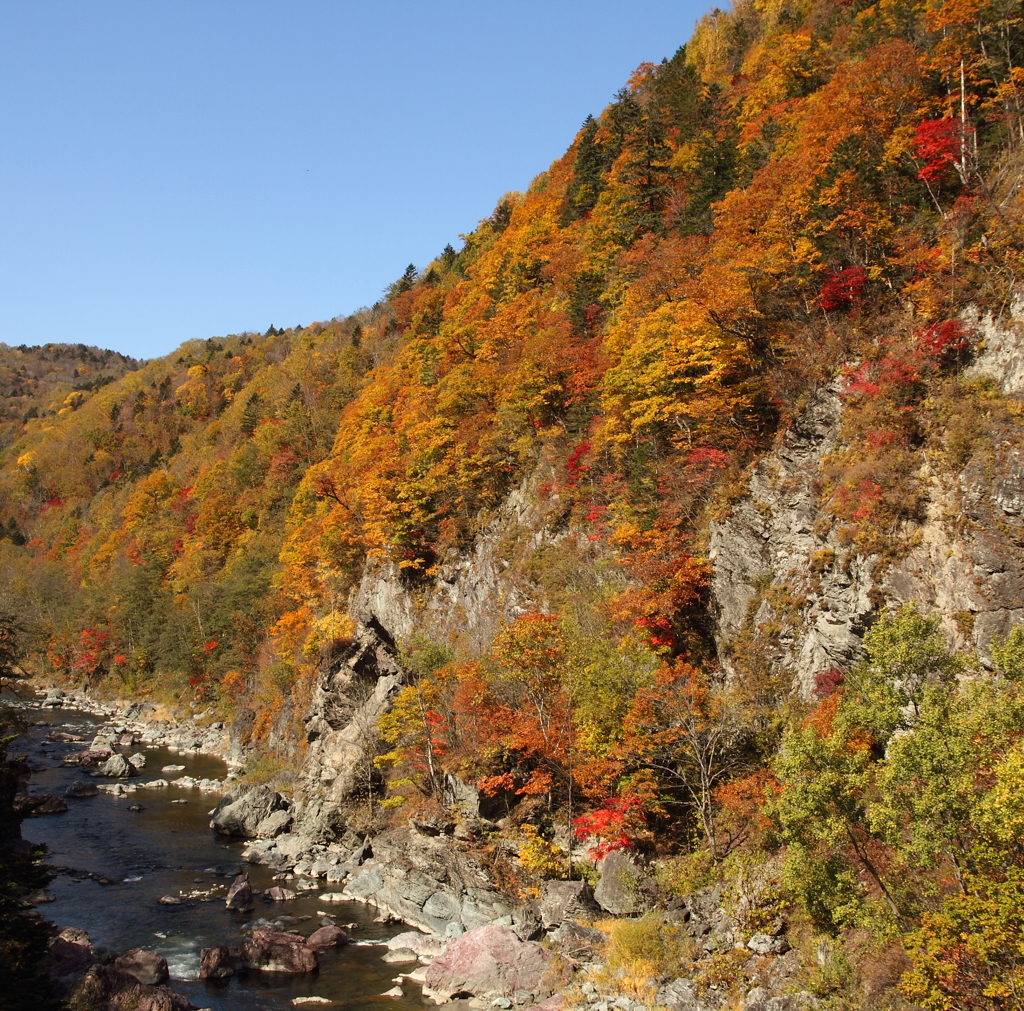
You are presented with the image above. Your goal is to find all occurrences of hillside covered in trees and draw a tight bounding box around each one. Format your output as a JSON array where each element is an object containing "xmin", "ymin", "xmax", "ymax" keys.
[
  {"xmin": 4, "ymin": 0, "xmax": 1024, "ymax": 1006},
  {"xmin": 0, "ymin": 343, "xmax": 141, "ymax": 456}
]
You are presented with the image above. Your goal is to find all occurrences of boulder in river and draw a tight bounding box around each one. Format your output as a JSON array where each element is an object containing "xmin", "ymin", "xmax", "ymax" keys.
[
  {"xmin": 48, "ymin": 731, "xmax": 84, "ymax": 743},
  {"xmin": 264, "ymin": 885, "xmax": 297, "ymax": 901},
  {"xmin": 157, "ymin": 895, "xmax": 181, "ymax": 905},
  {"xmin": 99, "ymin": 754, "xmax": 137, "ymax": 779},
  {"xmin": 19, "ymin": 793, "xmax": 69, "ymax": 816},
  {"xmin": 239, "ymin": 928, "xmax": 318, "ymax": 973},
  {"xmin": 209, "ymin": 783, "xmax": 287, "ymax": 837},
  {"xmin": 113, "ymin": 948, "xmax": 170, "ymax": 985},
  {"xmin": 306, "ymin": 925, "xmax": 347, "ymax": 949},
  {"xmin": 66, "ymin": 963, "xmax": 197, "ymax": 1010},
  {"xmin": 65, "ymin": 780, "xmax": 99, "ymax": 798},
  {"xmin": 421, "ymin": 924, "xmax": 555, "ymax": 1004},
  {"xmin": 198, "ymin": 944, "xmax": 235, "ymax": 979},
  {"xmin": 78, "ymin": 748, "xmax": 113, "ymax": 766},
  {"xmin": 128, "ymin": 752, "xmax": 147, "ymax": 769},
  {"xmin": 225, "ymin": 871, "xmax": 254, "ymax": 910}
]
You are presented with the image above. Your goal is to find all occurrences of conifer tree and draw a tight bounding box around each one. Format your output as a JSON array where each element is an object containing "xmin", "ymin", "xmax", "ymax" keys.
[
  {"xmin": 562, "ymin": 115, "xmax": 611, "ymax": 223},
  {"xmin": 618, "ymin": 113, "xmax": 674, "ymax": 238},
  {"xmin": 240, "ymin": 392, "xmax": 260, "ymax": 435},
  {"xmin": 387, "ymin": 264, "xmax": 418, "ymax": 299}
]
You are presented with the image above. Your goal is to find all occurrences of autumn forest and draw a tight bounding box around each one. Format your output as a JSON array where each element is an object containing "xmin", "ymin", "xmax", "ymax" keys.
[{"xmin": 5, "ymin": 0, "xmax": 1024, "ymax": 1006}]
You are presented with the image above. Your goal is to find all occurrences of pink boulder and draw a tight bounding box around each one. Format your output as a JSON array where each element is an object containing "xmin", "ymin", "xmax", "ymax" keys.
[
  {"xmin": 225, "ymin": 871, "xmax": 254, "ymax": 911},
  {"xmin": 307, "ymin": 924, "xmax": 348, "ymax": 949},
  {"xmin": 422, "ymin": 923, "xmax": 555, "ymax": 1004},
  {"xmin": 78, "ymin": 748, "xmax": 113, "ymax": 766}
]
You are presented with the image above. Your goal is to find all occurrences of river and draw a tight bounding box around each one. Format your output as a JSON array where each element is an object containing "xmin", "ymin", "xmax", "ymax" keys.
[{"xmin": 8, "ymin": 698, "xmax": 430, "ymax": 1011}]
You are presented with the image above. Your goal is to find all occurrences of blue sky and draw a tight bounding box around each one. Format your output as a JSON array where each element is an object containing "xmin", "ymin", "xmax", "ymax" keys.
[{"xmin": 0, "ymin": 1, "xmax": 711, "ymax": 359}]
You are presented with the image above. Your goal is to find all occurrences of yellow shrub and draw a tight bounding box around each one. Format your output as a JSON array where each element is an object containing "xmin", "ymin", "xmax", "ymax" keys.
[
  {"xmin": 519, "ymin": 823, "xmax": 569, "ymax": 880},
  {"xmin": 601, "ymin": 914, "xmax": 694, "ymax": 1000}
]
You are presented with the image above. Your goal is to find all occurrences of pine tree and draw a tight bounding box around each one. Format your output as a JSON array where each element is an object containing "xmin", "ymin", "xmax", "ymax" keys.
[
  {"xmin": 561, "ymin": 116, "xmax": 612, "ymax": 224},
  {"xmin": 387, "ymin": 264, "xmax": 418, "ymax": 300},
  {"xmin": 618, "ymin": 113, "xmax": 674, "ymax": 238},
  {"xmin": 678, "ymin": 84, "xmax": 738, "ymax": 236},
  {"xmin": 240, "ymin": 392, "xmax": 260, "ymax": 435}
]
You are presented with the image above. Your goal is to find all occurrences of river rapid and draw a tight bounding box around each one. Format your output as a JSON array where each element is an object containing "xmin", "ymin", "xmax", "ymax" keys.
[{"xmin": 8, "ymin": 697, "xmax": 429, "ymax": 1011}]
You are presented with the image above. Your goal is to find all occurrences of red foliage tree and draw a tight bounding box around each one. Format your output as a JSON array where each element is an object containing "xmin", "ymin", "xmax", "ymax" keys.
[
  {"xmin": 914, "ymin": 118, "xmax": 974, "ymax": 184},
  {"xmin": 819, "ymin": 266, "xmax": 866, "ymax": 311}
]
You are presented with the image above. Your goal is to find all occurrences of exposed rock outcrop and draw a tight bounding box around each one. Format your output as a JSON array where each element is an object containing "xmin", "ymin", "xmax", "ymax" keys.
[
  {"xmin": 547, "ymin": 920, "xmax": 604, "ymax": 962},
  {"xmin": 16, "ymin": 793, "xmax": 68, "ymax": 816},
  {"xmin": 711, "ymin": 308, "xmax": 1024, "ymax": 696},
  {"xmin": 538, "ymin": 881, "xmax": 601, "ymax": 929},
  {"xmin": 293, "ymin": 475, "xmax": 569, "ymax": 841},
  {"xmin": 210, "ymin": 784, "xmax": 286, "ymax": 837},
  {"xmin": 657, "ymin": 978, "xmax": 722, "ymax": 1011},
  {"xmin": 66, "ymin": 963, "xmax": 196, "ymax": 1011},
  {"xmin": 341, "ymin": 824, "xmax": 512, "ymax": 934},
  {"xmin": 709, "ymin": 385, "xmax": 871, "ymax": 695},
  {"xmin": 46, "ymin": 931, "xmax": 97, "ymax": 990},
  {"xmin": 112, "ymin": 948, "xmax": 169, "ymax": 986},
  {"xmin": 593, "ymin": 851, "xmax": 653, "ymax": 916}
]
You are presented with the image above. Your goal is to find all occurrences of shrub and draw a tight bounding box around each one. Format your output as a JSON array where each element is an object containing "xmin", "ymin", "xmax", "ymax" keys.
[{"xmin": 601, "ymin": 913, "xmax": 694, "ymax": 1000}]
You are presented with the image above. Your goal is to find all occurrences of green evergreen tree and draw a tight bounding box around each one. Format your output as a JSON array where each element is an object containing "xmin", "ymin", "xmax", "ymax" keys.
[
  {"xmin": 387, "ymin": 264, "xmax": 418, "ymax": 299},
  {"xmin": 562, "ymin": 116, "xmax": 612, "ymax": 224},
  {"xmin": 240, "ymin": 392, "xmax": 260, "ymax": 435},
  {"xmin": 490, "ymin": 200, "xmax": 513, "ymax": 233},
  {"xmin": 618, "ymin": 113, "xmax": 674, "ymax": 238},
  {"xmin": 678, "ymin": 84, "xmax": 738, "ymax": 236}
]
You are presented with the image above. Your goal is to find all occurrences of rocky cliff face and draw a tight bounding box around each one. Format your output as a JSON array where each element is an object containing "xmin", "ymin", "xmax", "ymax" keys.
[
  {"xmin": 294, "ymin": 474, "xmax": 565, "ymax": 839},
  {"xmin": 348, "ymin": 477, "xmax": 557, "ymax": 652},
  {"xmin": 712, "ymin": 300, "xmax": 1024, "ymax": 695},
  {"xmin": 293, "ymin": 302, "xmax": 1024, "ymax": 832},
  {"xmin": 708, "ymin": 382, "xmax": 874, "ymax": 696}
]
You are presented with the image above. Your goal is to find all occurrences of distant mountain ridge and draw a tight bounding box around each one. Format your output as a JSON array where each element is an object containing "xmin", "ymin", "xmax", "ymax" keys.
[{"xmin": 0, "ymin": 342, "xmax": 142, "ymax": 452}]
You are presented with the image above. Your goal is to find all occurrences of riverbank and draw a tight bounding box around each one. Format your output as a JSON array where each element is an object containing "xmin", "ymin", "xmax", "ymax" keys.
[
  {"xmin": 16, "ymin": 682, "xmax": 235, "ymax": 760},
  {"xmin": 6, "ymin": 691, "xmax": 817, "ymax": 1011},
  {"xmin": 6, "ymin": 694, "xmax": 432, "ymax": 1011}
]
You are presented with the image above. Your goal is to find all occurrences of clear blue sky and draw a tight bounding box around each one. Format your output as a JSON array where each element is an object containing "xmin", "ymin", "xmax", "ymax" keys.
[{"xmin": 0, "ymin": 1, "xmax": 711, "ymax": 360}]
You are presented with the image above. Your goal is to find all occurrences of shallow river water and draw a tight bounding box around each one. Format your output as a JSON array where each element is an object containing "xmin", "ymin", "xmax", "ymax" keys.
[{"xmin": 9, "ymin": 700, "xmax": 429, "ymax": 1011}]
